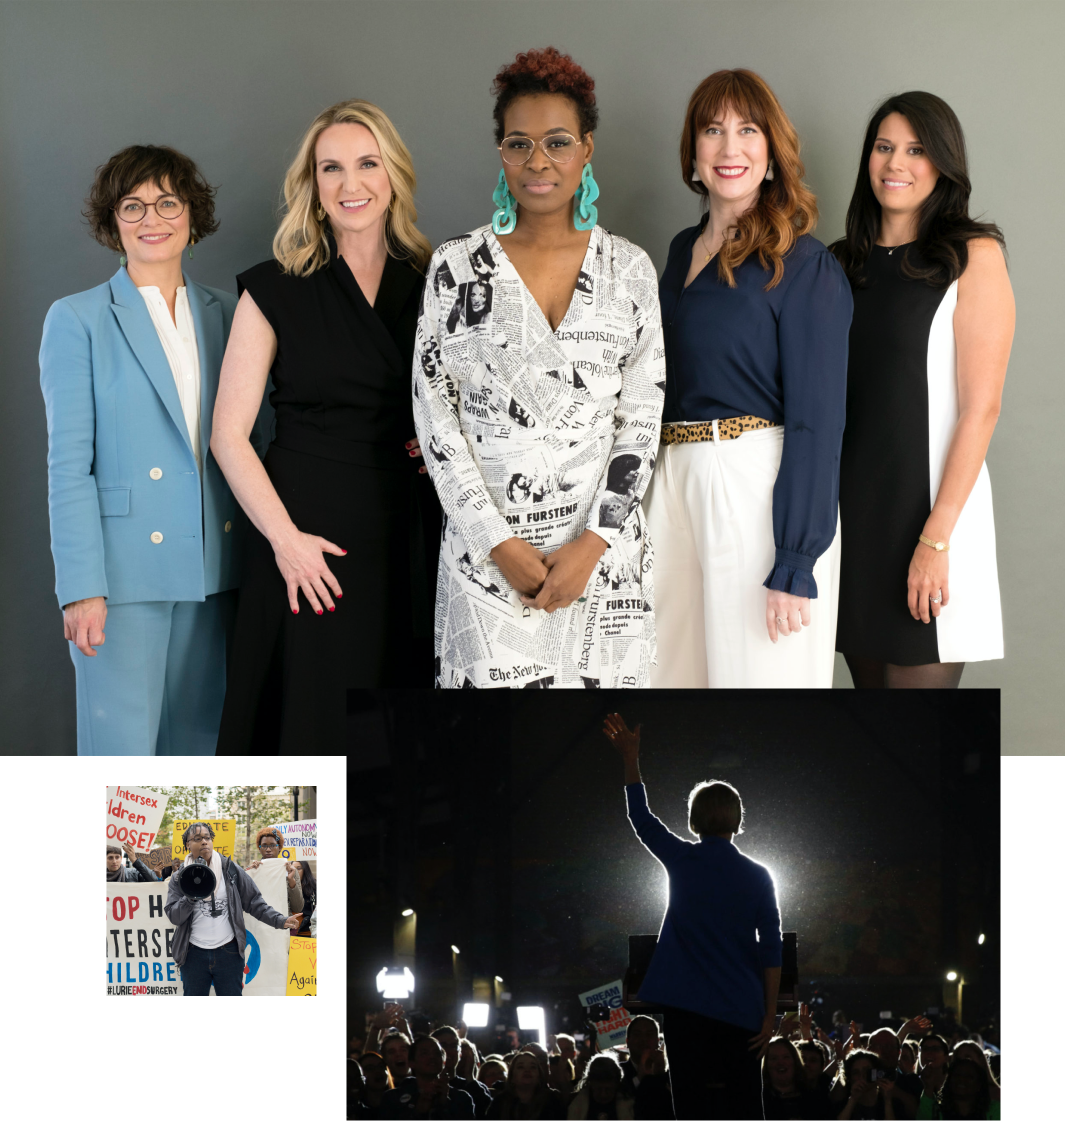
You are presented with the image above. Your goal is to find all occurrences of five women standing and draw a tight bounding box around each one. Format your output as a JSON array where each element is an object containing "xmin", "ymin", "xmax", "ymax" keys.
[{"xmin": 41, "ymin": 52, "xmax": 1013, "ymax": 744}]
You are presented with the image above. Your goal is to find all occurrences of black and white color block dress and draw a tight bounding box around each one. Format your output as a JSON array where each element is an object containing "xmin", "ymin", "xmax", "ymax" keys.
[
  {"xmin": 413, "ymin": 225, "xmax": 664, "ymax": 688},
  {"xmin": 836, "ymin": 245, "xmax": 1003, "ymax": 665}
]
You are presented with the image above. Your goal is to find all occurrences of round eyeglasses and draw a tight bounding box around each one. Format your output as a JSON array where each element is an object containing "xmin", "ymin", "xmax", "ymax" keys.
[
  {"xmin": 113, "ymin": 195, "xmax": 186, "ymax": 222},
  {"xmin": 498, "ymin": 133, "xmax": 582, "ymax": 165}
]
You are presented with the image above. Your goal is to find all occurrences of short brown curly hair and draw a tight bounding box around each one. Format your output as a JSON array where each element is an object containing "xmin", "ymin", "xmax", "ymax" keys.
[
  {"xmin": 492, "ymin": 47, "xmax": 598, "ymax": 142},
  {"xmin": 84, "ymin": 144, "xmax": 219, "ymax": 252},
  {"xmin": 255, "ymin": 826, "xmax": 285, "ymax": 851}
]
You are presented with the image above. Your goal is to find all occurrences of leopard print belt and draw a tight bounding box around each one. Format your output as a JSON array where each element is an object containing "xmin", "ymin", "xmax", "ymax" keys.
[{"xmin": 660, "ymin": 416, "xmax": 779, "ymax": 444}]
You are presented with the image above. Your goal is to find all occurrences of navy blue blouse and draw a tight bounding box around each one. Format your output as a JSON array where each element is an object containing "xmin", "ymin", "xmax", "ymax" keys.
[{"xmin": 659, "ymin": 224, "xmax": 853, "ymax": 597}]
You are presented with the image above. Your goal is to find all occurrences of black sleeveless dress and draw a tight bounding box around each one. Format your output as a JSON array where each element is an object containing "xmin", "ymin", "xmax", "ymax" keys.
[
  {"xmin": 836, "ymin": 245, "xmax": 1003, "ymax": 665},
  {"xmin": 216, "ymin": 243, "xmax": 439, "ymax": 753}
]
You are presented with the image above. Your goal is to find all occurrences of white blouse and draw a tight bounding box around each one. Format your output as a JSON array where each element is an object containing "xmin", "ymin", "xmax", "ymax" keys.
[
  {"xmin": 413, "ymin": 224, "xmax": 665, "ymax": 689},
  {"xmin": 137, "ymin": 284, "xmax": 202, "ymax": 472}
]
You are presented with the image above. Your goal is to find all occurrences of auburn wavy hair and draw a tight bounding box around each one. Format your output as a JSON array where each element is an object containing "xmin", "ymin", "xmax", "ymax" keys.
[
  {"xmin": 492, "ymin": 46, "xmax": 599, "ymax": 141},
  {"xmin": 680, "ymin": 69, "xmax": 817, "ymax": 290},
  {"xmin": 272, "ymin": 99, "xmax": 431, "ymax": 276}
]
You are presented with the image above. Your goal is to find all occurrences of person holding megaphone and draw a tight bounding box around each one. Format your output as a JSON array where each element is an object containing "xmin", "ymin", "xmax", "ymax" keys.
[{"xmin": 165, "ymin": 821, "xmax": 300, "ymax": 995}]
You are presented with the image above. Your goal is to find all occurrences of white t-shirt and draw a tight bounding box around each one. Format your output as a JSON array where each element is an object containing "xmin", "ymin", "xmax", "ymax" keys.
[{"xmin": 188, "ymin": 877, "xmax": 234, "ymax": 950}]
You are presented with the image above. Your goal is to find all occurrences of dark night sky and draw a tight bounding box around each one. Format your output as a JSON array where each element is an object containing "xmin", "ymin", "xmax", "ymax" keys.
[{"xmin": 349, "ymin": 690, "xmax": 998, "ymax": 1031}]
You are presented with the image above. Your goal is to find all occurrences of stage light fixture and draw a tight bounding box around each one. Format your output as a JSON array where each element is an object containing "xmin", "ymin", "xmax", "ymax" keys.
[
  {"xmin": 376, "ymin": 966, "xmax": 415, "ymax": 1000},
  {"xmin": 978, "ymin": 933, "xmax": 986, "ymax": 945},
  {"xmin": 946, "ymin": 971, "xmax": 958, "ymax": 981},
  {"xmin": 517, "ymin": 1005, "xmax": 546, "ymax": 1048},
  {"xmin": 495, "ymin": 975, "xmax": 504, "ymax": 982},
  {"xmin": 463, "ymin": 1003, "xmax": 491, "ymax": 1028},
  {"xmin": 401, "ymin": 908, "xmax": 414, "ymax": 917},
  {"xmin": 451, "ymin": 944, "xmax": 461, "ymax": 954}
]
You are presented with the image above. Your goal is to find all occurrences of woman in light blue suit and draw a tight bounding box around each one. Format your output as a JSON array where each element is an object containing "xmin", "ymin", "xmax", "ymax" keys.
[{"xmin": 40, "ymin": 145, "xmax": 261, "ymax": 755}]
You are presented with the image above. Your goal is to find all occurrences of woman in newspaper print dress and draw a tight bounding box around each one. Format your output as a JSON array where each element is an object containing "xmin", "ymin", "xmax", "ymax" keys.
[{"xmin": 413, "ymin": 48, "xmax": 664, "ymax": 688}]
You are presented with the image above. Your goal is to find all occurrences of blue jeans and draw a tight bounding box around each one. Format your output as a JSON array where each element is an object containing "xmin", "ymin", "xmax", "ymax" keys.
[{"xmin": 180, "ymin": 939, "xmax": 244, "ymax": 996}]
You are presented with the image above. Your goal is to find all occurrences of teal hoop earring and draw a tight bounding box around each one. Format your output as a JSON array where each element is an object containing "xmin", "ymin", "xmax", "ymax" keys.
[
  {"xmin": 573, "ymin": 163, "xmax": 599, "ymax": 231},
  {"xmin": 492, "ymin": 169, "xmax": 517, "ymax": 235}
]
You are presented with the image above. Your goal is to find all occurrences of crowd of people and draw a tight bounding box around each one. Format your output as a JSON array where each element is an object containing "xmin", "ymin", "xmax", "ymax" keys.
[
  {"xmin": 106, "ymin": 821, "xmax": 317, "ymax": 995},
  {"xmin": 347, "ymin": 1003, "xmax": 1000, "ymax": 1120}
]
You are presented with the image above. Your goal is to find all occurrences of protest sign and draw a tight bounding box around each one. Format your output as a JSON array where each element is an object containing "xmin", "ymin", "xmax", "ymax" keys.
[
  {"xmin": 276, "ymin": 819, "xmax": 317, "ymax": 860},
  {"xmin": 142, "ymin": 846, "xmax": 174, "ymax": 873},
  {"xmin": 106, "ymin": 883, "xmax": 182, "ymax": 996},
  {"xmin": 578, "ymin": 980, "xmax": 632, "ymax": 1050},
  {"xmin": 286, "ymin": 936, "xmax": 317, "ymax": 996},
  {"xmin": 243, "ymin": 858, "xmax": 291, "ymax": 996},
  {"xmin": 171, "ymin": 818, "xmax": 236, "ymax": 861},
  {"xmin": 106, "ymin": 786, "xmax": 169, "ymax": 851}
]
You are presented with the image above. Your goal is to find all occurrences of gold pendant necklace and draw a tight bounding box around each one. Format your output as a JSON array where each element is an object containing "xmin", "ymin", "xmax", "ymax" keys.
[{"xmin": 700, "ymin": 229, "xmax": 713, "ymax": 263}]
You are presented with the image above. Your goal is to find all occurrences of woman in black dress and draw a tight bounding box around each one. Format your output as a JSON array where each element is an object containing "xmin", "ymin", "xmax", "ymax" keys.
[
  {"xmin": 831, "ymin": 93, "xmax": 1014, "ymax": 688},
  {"xmin": 211, "ymin": 99, "xmax": 437, "ymax": 752}
]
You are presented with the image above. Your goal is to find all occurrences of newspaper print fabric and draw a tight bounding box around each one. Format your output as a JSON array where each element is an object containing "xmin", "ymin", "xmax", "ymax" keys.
[{"xmin": 413, "ymin": 224, "xmax": 665, "ymax": 688}]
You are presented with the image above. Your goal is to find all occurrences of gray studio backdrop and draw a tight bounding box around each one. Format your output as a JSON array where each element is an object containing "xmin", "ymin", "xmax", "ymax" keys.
[{"xmin": 0, "ymin": 1, "xmax": 1061, "ymax": 753}]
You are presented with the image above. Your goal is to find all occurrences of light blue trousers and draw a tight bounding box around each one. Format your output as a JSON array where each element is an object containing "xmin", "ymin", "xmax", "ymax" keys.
[{"xmin": 70, "ymin": 591, "xmax": 236, "ymax": 756}]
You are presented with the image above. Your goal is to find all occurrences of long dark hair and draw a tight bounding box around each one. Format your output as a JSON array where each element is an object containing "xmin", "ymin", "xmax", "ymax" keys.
[
  {"xmin": 938, "ymin": 1057, "xmax": 991, "ymax": 1119},
  {"xmin": 830, "ymin": 91, "xmax": 1004, "ymax": 288},
  {"xmin": 297, "ymin": 859, "xmax": 316, "ymax": 900}
]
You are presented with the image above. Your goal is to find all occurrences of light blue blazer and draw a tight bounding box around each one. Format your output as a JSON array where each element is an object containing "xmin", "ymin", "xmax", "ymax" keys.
[{"xmin": 40, "ymin": 266, "xmax": 261, "ymax": 608}]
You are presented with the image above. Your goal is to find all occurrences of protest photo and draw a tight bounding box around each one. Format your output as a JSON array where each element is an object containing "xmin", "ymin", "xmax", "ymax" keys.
[{"xmin": 106, "ymin": 784, "xmax": 317, "ymax": 996}]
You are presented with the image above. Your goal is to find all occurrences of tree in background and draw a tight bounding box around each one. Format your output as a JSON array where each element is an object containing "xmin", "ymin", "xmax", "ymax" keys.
[{"xmin": 135, "ymin": 785, "xmax": 312, "ymax": 864}]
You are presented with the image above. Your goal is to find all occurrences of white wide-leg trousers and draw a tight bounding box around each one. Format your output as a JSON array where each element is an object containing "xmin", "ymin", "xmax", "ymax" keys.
[{"xmin": 644, "ymin": 424, "xmax": 840, "ymax": 688}]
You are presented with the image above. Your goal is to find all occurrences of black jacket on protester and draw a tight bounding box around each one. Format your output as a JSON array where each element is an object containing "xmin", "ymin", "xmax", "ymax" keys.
[{"xmin": 109, "ymin": 858, "xmax": 160, "ymax": 882}]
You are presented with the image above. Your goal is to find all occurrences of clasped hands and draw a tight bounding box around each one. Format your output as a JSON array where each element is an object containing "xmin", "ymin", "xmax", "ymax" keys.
[{"xmin": 490, "ymin": 530, "xmax": 608, "ymax": 614}]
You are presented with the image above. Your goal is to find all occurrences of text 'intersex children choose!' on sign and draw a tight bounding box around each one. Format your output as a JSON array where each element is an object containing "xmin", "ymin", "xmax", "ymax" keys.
[{"xmin": 106, "ymin": 786, "xmax": 170, "ymax": 851}]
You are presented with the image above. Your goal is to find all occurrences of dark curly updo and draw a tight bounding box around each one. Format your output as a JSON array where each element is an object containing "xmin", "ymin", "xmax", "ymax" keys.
[{"xmin": 492, "ymin": 46, "xmax": 599, "ymax": 141}]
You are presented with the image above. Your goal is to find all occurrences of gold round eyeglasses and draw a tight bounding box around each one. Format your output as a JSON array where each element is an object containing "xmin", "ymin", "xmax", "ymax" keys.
[{"xmin": 498, "ymin": 133, "xmax": 583, "ymax": 166}]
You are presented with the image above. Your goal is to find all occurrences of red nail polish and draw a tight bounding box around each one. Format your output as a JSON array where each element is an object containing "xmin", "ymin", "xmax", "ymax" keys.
[
  {"xmin": 337, "ymin": 592, "xmax": 343, "ymax": 598},
  {"xmin": 316, "ymin": 609, "xmax": 323, "ymax": 615},
  {"xmin": 328, "ymin": 606, "xmax": 335, "ymax": 612},
  {"xmin": 341, "ymin": 549, "xmax": 348, "ymax": 555}
]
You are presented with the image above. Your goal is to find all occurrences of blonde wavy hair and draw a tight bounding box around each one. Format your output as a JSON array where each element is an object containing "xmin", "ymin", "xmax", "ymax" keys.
[
  {"xmin": 273, "ymin": 99, "xmax": 431, "ymax": 276},
  {"xmin": 680, "ymin": 69, "xmax": 818, "ymax": 290}
]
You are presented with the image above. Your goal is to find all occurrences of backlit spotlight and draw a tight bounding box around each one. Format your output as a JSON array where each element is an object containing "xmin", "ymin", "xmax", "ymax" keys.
[
  {"xmin": 451, "ymin": 944, "xmax": 461, "ymax": 954},
  {"xmin": 946, "ymin": 971, "xmax": 958, "ymax": 981},
  {"xmin": 401, "ymin": 908, "xmax": 414, "ymax": 917},
  {"xmin": 517, "ymin": 1005, "xmax": 546, "ymax": 1048},
  {"xmin": 978, "ymin": 933, "xmax": 986, "ymax": 945},
  {"xmin": 463, "ymin": 1002, "xmax": 490, "ymax": 1028}
]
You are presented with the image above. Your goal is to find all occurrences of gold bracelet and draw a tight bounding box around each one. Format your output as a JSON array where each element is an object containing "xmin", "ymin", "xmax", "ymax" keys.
[{"xmin": 918, "ymin": 534, "xmax": 949, "ymax": 552}]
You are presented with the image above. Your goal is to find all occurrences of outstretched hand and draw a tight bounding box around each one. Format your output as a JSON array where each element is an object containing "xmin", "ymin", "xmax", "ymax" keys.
[
  {"xmin": 603, "ymin": 712, "xmax": 641, "ymax": 756},
  {"xmin": 748, "ymin": 1012, "xmax": 777, "ymax": 1056}
]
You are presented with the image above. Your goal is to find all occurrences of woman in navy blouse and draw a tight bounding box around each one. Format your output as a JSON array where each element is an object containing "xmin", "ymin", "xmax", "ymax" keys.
[{"xmin": 645, "ymin": 69, "xmax": 852, "ymax": 688}]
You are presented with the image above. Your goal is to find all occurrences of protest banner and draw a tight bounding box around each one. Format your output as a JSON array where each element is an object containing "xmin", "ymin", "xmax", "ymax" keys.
[
  {"xmin": 578, "ymin": 980, "xmax": 632, "ymax": 1050},
  {"xmin": 171, "ymin": 818, "xmax": 237, "ymax": 861},
  {"xmin": 107, "ymin": 856, "xmax": 295, "ymax": 999},
  {"xmin": 243, "ymin": 858, "xmax": 291, "ymax": 996},
  {"xmin": 286, "ymin": 936, "xmax": 317, "ymax": 996},
  {"xmin": 276, "ymin": 819, "xmax": 317, "ymax": 860},
  {"xmin": 106, "ymin": 786, "xmax": 169, "ymax": 851},
  {"xmin": 106, "ymin": 882, "xmax": 182, "ymax": 996}
]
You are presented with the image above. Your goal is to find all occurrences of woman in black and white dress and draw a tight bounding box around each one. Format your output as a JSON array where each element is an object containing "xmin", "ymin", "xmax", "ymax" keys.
[
  {"xmin": 832, "ymin": 92, "xmax": 1014, "ymax": 687},
  {"xmin": 413, "ymin": 48, "xmax": 663, "ymax": 689}
]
